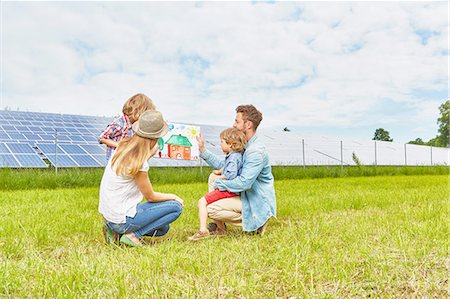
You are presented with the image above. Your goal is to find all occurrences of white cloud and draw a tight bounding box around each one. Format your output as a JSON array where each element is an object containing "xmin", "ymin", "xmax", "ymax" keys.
[{"xmin": 2, "ymin": 1, "xmax": 447, "ymax": 142}]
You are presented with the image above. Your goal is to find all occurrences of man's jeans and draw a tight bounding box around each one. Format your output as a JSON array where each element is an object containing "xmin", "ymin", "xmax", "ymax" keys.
[{"xmin": 105, "ymin": 201, "xmax": 182, "ymax": 238}]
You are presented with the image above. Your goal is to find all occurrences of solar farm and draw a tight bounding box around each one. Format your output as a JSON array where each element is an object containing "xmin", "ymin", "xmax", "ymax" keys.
[{"xmin": 0, "ymin": 110, "xmax": 447, "ymax": 169}]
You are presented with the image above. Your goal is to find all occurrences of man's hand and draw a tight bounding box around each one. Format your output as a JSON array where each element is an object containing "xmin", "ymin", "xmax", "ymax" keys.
[{"xmin": 196, "ymin": 133, "xmax": 205, "ymax": 153}]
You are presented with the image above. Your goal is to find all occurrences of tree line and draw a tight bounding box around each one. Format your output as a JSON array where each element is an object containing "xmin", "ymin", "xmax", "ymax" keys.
[{"xmin": 373, "ymin": 100, "xmax": 449, "ymax": 148}]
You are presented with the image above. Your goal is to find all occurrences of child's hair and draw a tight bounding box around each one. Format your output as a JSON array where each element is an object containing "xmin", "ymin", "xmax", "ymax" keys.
[
  {"xmin": 122, "ymin": 93, "xmax": 156, "ymax": 122},
  {"xmin": 235, "ymin": 105, "xmax": 263, "ymax": 130},
  {"xmin": 111, "ymin": 134, "xmax": 157, "ymax": 176},
  {"xmin": 220, "ymin": 128, "xmax": 247, "ymax": 152}
]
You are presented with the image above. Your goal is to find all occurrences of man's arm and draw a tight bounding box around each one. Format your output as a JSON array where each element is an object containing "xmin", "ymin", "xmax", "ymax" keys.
[{"xmin": 214, "ymin": 151, "xmax": 264, "ymax": 193}]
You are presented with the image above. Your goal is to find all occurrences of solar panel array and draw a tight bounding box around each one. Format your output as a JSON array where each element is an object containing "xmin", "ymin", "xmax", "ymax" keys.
[
  {"xmin": 0, "ymin": 110, "xmax": 117, "ymax": 168},
  {"xmin": 0, "ymin": 110, "xmax": 447, "ymax": 168},
  {"xmin": 0, "ymin": 110, "xmax": 224, "ymax": 168}
]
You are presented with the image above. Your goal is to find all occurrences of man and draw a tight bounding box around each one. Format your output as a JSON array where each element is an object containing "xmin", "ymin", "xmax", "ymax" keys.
[{"xmin": 197, "ymin": 105, "xmax": 276, "ymax": 235}]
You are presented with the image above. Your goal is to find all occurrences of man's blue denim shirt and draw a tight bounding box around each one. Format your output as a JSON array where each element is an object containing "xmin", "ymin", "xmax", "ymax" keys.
[{"xmin": 200, "ymin": 133, "xmax": 277, "ymax": 231}]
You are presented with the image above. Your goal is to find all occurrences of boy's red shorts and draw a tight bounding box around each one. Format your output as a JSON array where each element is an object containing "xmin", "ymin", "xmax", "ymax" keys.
[{"xmin": 204, "ymin": 189, "xmax": 238, "ymax": 205}]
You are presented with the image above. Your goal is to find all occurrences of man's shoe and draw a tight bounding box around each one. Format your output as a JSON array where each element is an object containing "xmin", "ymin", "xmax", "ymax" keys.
[
  {"xmin": 256, "ymin": 220, "xmax": 269, "ymax": 236},
  {"xmin": 207, "ymin": 222, "xmax": 227, "ymax": 235},
  {"xmin": 207, "ymin": 222, "xmax": 218, "ymax": 233}
]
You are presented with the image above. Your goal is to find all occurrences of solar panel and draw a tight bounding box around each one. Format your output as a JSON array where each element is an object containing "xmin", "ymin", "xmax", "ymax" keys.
[
  {"xmin": 22, "ymin": 132, "xmax": 42, "ymax": 141},
  {"xmin": 39, "ymin": 134, "xmax": 55, "ymax": 141},
  {"xmin": 70, "ymin": 154, "xmax": 102, "ymax": 167},
  {"xmin": 80, "ymin": 144, "xmax": 106, "ymax": 155},
  {"xmin": 92, "ymin": 154, "xmax": 107, "ymax": 165},
  {"xmin": 59, "ymin": 144, "xmax": 87, "ymax": 155},
  {"xmin": 0, "ymin": 143, "xmax": 10, "ymax": 153},
  {"xmin": 0, "ymin": 154, "xmax": 20, "ymax": 167},
  {"xmin": 68, "ymin": 135, "xmax": 84, "ymax": 142},
  {"xmin": 7, "ymin": 143, "xmax": 35, "ymax": 154},
  {"xmin": 0, "ymin": 131, "xmax": 10, "ymax": 140},
  {"xmin": 45, "ymin": 154, "xmax": 78, "ymax": 167},
  {"xmin": 8, "ymin": 132, "xmax": 25, "ymax": 140},
  {"xmin": 15, "ymin": 154, "xmax": 48, "ymax": 167}
]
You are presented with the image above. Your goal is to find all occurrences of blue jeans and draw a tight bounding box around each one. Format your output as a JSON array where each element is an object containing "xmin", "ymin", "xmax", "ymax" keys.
[{"xmin": 105, "ymin": 201, "xmax": 182, "ymax": 238}]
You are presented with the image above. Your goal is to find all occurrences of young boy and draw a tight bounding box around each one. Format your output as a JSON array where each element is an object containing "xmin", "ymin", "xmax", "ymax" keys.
[{"xmin": 188, "ymin": 128, "xmax": 247, "ymax": 241}]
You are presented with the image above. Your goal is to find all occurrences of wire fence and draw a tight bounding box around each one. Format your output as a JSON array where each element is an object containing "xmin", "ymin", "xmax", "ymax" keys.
[{"xmin": 259, "ymin": 131, "xmax": 449, "ymax": 166}]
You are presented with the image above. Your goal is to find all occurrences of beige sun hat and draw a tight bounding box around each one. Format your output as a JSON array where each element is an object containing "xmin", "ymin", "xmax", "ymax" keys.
[{"xmin": 132, "ymin": 110, "xmax": 169, "ymax": 139}]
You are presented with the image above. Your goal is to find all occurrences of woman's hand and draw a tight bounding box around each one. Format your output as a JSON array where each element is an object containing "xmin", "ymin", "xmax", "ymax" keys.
[{"xmin": 172, "ymin": 195, "xmax": 184, "ymax": 207}]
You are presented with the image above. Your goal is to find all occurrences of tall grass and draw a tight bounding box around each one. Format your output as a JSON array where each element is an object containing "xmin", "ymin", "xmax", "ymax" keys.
[
  {"xmin": 0, "ymin": 175, "xmax": 448, "ymax": 297},
  {"xmin": 0, "ymin": 165, "xmax": 448, "ymax": 190}
]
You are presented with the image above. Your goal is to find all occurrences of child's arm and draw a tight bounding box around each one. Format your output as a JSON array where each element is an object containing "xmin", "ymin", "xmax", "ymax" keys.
[
  {"xmin": 100, "ymin": 138, "xmax": 119, "ymax": 148},
  {"xmin": 98, "ymin": 118, "xmax": 122, "ymax": 149},
  {"xmin": 222, "ymin": 159, "xmax": 239, "ymax": 180},
  {"xmin": 135, "ymin": 171, "xmax": 184, "ymax": 206}
]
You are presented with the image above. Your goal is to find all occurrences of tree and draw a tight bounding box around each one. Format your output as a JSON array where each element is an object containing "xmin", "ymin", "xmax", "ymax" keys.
[
  {"xmin": 372, "ymin": 128, "xmax": 393, "ymax": 142},
  {"xmin": 408, "ymin": 138, "xmax": 426, "ymax": 145},
  {"xmin": 436, "ymin": 100, "xmax": 449, "ymax": 147}
]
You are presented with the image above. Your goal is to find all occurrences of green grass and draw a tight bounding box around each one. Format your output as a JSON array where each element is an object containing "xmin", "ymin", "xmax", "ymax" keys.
[
  {"xmin": 0, "ymin": 175, "xmax": 448, "ymax": 297},
  {"xmin": 0, "ymin": 165, "xmax": 448, "ymax": 190}
]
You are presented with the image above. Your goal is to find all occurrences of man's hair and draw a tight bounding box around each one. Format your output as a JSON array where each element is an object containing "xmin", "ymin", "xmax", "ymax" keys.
[
  {"xmin": 236, "ymin": 105, "xmax": 263, "ymax": 130},
  {"xmin": 220, "ymin": 128, "xmax": 247, "ymax": 152},
  {"xmin": 122, "ymin": 93, "xmax": 156, "ymax": 122}
]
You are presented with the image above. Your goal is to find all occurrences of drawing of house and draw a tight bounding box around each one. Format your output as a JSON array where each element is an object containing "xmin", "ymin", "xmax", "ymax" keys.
[{"xmin": 165, "ymin": 134, "xmax": 192, "ymax": 160}]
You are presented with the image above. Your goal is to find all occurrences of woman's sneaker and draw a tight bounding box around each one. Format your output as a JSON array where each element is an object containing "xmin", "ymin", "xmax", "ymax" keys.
[{"xmin": 102, "ymin": 225, "xmax": 119, "ymax": 245}]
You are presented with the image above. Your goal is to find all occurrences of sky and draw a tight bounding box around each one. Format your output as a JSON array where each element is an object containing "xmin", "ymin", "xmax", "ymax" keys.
[{"xmin": 1, "ymin": 1, "xmax": 448, "ymax": 143}]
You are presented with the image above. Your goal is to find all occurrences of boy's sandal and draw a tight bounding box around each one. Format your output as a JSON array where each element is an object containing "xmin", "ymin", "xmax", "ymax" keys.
[
  {"xmin": 120, "ymin": 235, "xmax": 142, "ymax": 247},
  {"xmin": 188, "ymin": 230, "xmax": 211, "ymax": 241}
]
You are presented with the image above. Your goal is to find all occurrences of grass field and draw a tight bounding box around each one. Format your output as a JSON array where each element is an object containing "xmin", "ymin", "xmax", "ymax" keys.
[{"xmin": 0, "ymin": 174, "xmax": 448, "ymax": 297}]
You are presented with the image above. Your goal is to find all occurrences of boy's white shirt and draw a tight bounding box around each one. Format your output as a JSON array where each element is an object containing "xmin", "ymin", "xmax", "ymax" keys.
[{"xmin": 98, "ymin": 158, "xmax": 149, "ymax": 224}]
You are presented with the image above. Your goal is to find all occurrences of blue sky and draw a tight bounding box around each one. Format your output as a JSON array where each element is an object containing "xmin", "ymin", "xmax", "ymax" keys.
[{"xmin": 2, "ymin": 1, "xmax": 448, "ymax": 143}]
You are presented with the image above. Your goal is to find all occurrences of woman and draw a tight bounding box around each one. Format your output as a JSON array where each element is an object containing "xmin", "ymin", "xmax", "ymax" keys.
[{"xmin": 98, "ymin": 110, "xmax": 183, "ymax": 247}]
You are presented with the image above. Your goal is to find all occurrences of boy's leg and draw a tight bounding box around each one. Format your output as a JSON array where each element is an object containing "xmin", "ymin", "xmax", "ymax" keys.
[{"xmin": 198, "ymin": 197, "xmax": 208, "ymax": 232}]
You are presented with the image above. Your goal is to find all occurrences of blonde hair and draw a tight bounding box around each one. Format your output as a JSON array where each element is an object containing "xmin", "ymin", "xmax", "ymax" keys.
[
  {"xmin": 111, "ymin": 135, "xmax": 157, "ymax": 176},
  {"xmin": 220, "ymin": 128, "xmax": 247, "ymax": 152},
  {"xmin": 122, "ymin": 93, "xmax": 156, "ymax": 123}
]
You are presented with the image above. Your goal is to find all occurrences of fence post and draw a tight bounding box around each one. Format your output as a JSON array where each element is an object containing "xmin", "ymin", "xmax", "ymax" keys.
[
  {"xmin": 404, "ymin": 143, "xmax": 407, "ymax": 166},
  {"xmin": 374, "ymin": 141, "xmax": 377, "ymax": 166},
  {"xmin": 430, "ymin": 146, "xmax": 433, "ymax": 166},
  {"xmin": 54, "ymin": 128, "xmax": 58, "ymax": 174},
  {"xmin": 302, "ymin": 139, "xmax": 305, "ymax": 168},
  {"xmin": 340, "ymin": 140, "xmax": 343, "ymax": 171}
]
